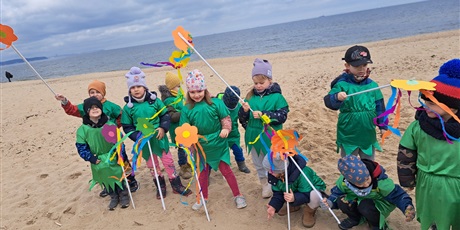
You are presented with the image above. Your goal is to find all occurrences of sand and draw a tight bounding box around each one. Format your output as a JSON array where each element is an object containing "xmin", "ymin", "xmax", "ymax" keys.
[{"xmin": 1, "ymin": 29, "xmax": 459, "ymax": 230}]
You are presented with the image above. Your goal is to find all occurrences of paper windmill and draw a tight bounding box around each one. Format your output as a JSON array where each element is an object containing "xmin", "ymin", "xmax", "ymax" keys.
[
  {"xmin": 172, "ymin": 26, "xmax": 193, "ymax": 54},
  {"xmin": 390, "ymin": 79, "xmax": 436, "ymax": 91},
  {"xmin": 136, "ymin": 118, "xmax": 156, "ymax": 136},
  {"xmin": 101, "ymin": 124, "xmax": 118, "ymax": 144},
  {"xmin": 0, "ymin": 24, "xmax": 18, "ymax": 50},
  {"xmin": 270, "ymin": 130, "xmax": 303, "ymax": 156},
  {"xmin": 175, "ymin": 123, "xmax": 199, "ymax": 147}
]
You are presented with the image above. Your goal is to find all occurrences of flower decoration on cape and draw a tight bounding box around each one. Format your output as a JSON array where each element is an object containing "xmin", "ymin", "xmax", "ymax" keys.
[
  {"xmin": 175, "ymin": 123, "xmax": 198, "ymax": 147},
  {"xmin": 390, "ymin": 79, "xmax": 436, "ymax": 91},
  {"xmin": 172, "ymin": 26, "xmax": 193, "ymax": 54},
  {"xmin": 136, "ymin": 118, "xmax": 155, "ymax": 136},
  {"xmin": 270, "ymin": 130, "xmax": 303, "ymax": 157},
  {"xmin": 0, "ymin": 24, "xmax": 18, "ymax": 50},
  {"xmin": 101, "ymin": 124, "xmax": 118, "ymax": 144}
]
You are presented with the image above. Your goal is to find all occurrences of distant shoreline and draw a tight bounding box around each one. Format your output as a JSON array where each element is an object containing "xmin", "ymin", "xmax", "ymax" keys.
[{"xmin": 0, "ymin": 56, "xmax": 48, "ymax": 65}]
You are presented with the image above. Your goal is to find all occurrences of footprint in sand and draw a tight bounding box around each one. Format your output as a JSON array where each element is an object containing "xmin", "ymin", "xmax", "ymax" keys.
[
  {"xmin": 68, "ymin": 172, "xmax": 82, "ymax": 179},
  {"xmin": 39, "ymin": 174, "xmax": 48, "ymax": 179}
]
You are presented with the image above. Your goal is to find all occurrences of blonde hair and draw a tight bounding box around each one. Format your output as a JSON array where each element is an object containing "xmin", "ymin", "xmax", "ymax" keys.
[
  {"xmin": 245, "ymin": 74, "xmax": 272, "ymax": 100},
  {"xmin": 185, "ymin": 89, "xmax": 213, "ymax": 109}
]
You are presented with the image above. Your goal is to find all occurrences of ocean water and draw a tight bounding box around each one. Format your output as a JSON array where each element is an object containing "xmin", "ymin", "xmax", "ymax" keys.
[{"xmin": 1, "ymin": 0, "xmax": 458, "ymax": 83}]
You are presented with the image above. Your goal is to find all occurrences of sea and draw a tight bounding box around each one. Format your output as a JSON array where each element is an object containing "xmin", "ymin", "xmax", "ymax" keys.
[{"xmin": 1, "ymin": 0, "xmax": 458, "ymax": 83}]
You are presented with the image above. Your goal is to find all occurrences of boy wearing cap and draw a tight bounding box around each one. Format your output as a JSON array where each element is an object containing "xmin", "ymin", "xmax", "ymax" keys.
[
  {"xmin": 216, "ymin": 86, "xmax": 251, "ymax": 174},
  {"xmin": 158, "ymin": 72, "xmax": 192, "ymax": 179},
  {"xmin": 264, "ymin": 153, "xmax": 325, "ymax": 228},
  {"xmin": 55, "ymin": 80, "xmax": 139, "ymax": 197},
  {"xmin": 397, "ymin": 59, "xmax": 460, "ymax": 230},
  {"xmin": 75, "ymin": 97, "xmax": 131, "ymax": 210},
  {"xmin": 323, "ymin": 155, "xmax": 415, "ymax": 230},
  {"xmin": 323, "ymin": 45, "xmax": 386, "ymax": 160}
]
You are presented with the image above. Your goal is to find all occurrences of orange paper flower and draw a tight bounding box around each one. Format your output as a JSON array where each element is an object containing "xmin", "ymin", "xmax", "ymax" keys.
[
  {"xmin": 172, "ymin": 26, "xmax": 193, "ymax": 54},
  {"xmin": 270, "ymin": 130, "xmax": 303, "ymax": 156},
  {"xmin": 0, "ymin": 24, "xmax": 18, "ymax": 50},
  {"xmin": 175, "ymin": 123, "xmax": 199, "ymax": 147}
]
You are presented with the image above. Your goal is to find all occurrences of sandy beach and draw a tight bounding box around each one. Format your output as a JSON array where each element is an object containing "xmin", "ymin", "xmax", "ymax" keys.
[{"xmin": 1, "ymin": 29, "xmax": 459, "ymax": 230}]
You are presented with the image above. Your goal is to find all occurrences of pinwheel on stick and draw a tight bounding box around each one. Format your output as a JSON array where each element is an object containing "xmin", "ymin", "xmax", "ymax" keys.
[{"xmin": 0, "ymin": 24, "xmax": 56, "ymax": 95}]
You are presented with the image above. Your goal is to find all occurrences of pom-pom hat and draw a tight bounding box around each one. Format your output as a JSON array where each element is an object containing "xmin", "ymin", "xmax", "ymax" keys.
[
  {"xmin": 422, "ymin": 58, "xmax": 460, "ymax": 109},
  {"xmin": 125, "ymin": 66, "xmax": 155, "ymax": 108}
]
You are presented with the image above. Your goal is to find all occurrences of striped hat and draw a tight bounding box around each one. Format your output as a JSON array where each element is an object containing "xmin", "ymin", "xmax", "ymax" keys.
[{"xmin": 426, "ymin": 59, "xmax": 460, "ymax": 109}]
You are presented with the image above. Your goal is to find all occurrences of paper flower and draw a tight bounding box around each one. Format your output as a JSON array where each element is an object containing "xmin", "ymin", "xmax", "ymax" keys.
[
  {"xmin": 101, "ymin": 124, "xmax": 118, "ymax": 144},
  {"xmin": 169, "ymin": 50, "xmax": 191, "ymax": 69},
  {"xmin": 172, "ymin": 26, "xmax": 193, "ymax": 54},
  {"xmin": 175, "ymin": 123, "xmax": 198, "ymax": 147},
  {"xmin": 391, "ymin": 79, "xmax": 436, "ymax": 91},
  {"xmin": 0, "ymin": 24, "xmax": 18, "ymax": 50},
  {"xmin": 136, "ymin": 118, "xmax": 155, "ymax": 136},
  {"xmin": 270, "ymin": 130, "xmax": 303, "ymax": 155}
]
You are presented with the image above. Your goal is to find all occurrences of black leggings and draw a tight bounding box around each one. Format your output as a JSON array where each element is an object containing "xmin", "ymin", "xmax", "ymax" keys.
[{"xmin": 337, "ymin": 196, "xmax": 380, "ymax": 228}]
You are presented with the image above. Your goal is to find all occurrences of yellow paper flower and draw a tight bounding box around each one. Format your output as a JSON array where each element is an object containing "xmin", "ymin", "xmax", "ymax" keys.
[
  {"xmin": 390, "ymin": 79, "xmax": 436, "ymax": 91},
  {"xmin": 175, "ymin": 123, "xmax": 198, "ymax": 147}
]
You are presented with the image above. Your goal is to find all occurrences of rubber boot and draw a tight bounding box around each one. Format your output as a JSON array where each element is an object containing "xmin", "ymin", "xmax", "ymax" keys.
[
  {"xmin": 170, "ymin": 177, "xmax": 192, "ymax": 196},
  {"xmin": 108, "ymin": 190, "xmax": 119, "ymax": 210},
  {"xmin": 179, "ymin": 164, "xmax": 192, "ymax": 180},
  {"xmin": 119, "ymin": 187, "xmax": 130, "ymax": 209},
  {"xmin": 236, "ymin": 161, "xmax": 251, "ymax": 173},
  {"xmin": 302, "ymin": 205, "xmax": 318, "ymax": 228},
  {"xmin": 153, "ymin": 176, "xmax": 167, "ymax": 200}
]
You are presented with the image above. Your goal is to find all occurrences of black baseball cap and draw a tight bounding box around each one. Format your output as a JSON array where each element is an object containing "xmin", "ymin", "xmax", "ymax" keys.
[{"xmin": 342, "ymin": 45, "xmax": 373, "ymax": 67}]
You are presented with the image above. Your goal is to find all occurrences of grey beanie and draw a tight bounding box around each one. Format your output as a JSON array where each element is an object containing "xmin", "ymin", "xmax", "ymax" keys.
[
  {"xmin": 263, "ymin": 152, "xmax": 288, "ymax": 173},
  {"xmin": 252, "ymin": 58, "xmax": 272, "ymax": 78}
]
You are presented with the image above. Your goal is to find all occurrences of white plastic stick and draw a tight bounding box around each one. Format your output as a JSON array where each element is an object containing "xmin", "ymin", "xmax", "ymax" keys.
[
  {"xmin": 10, "ymin": 45, "xmax": 56, "ymax": 95},
  {"xmin": 147, "ymin": 141, "xmax": 166, "ymax": 210},
  {"xmin": 284, "ymin": 157, "xmax": 291, "ymax": 230},
  {"xmin": 347, "ymin": 84, "xmax": 391, "ymax": 97},
  {"xmin": 288, "ymin": 156, "xmax": 341, "ymax": 224},
  {"xmin": 120, "ymin": 165, "xmax": 136, "ymax": 209},
  {"xmin": 188, "ymin": 150, "xmax": 211, "ymax": 221},
  {"xmin": 177, "ymin": 32, "xmax": 253, "ymax": 112}
]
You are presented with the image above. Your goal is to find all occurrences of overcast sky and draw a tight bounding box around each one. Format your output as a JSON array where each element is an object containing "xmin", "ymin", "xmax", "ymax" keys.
[{"xmin": 1, "ymin": 0, "xmax": 425, "ymax": 61}]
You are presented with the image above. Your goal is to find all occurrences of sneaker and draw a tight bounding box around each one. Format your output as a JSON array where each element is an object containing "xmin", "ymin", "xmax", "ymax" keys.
[
  {"xmin": 338, "ymin": 218, "xmax": 360, "ymax": 230},
  {"xmin": 234, "ymin": 195, "xmax": 247, "ymax": 209},
  {"xmin": 192, "ymin": 200, "xmax": 208, "ymax": 211}
]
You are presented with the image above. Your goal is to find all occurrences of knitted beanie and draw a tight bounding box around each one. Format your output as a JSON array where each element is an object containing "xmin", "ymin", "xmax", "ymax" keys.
[
  {"xmin": 125, "ymin": 66, "xmax": 155, "ymax": 108},
  {"xmin": 83, "ymin": 96, "xmax": 103, "ymax": 113},
  {"xmin": 87, "ymin": 80, "xmax": 106, "ymax": 97},
  {"xmin": 262, "ymin": 153, "xmax": 289, "ymax": 174},
  {"xmin": 252, "ymin": 58, "xmax": 272, "ymax": 78},
  {"xmin": 165, "ymin": 72, "xmax": 181, "ymax": 90},
  {"xmin": 423, "ymin": 59, "xmax": 460, "ymax": 109},
  {"xmin": 338, "ymin": 155, "xmax": 370, "ymax": 185},
  {"xmin": 186, "ymin": 69, "xmax": 207, "ymax": 91},
  {"xmin": 222, "ymin": 86, "xmax": 240, "ymax": 109}
]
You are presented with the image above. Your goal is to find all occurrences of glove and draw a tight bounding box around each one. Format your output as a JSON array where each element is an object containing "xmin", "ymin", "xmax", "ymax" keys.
[{"xmin": 404, "ymin": 205, "xmax": 415, "ymax": 222}]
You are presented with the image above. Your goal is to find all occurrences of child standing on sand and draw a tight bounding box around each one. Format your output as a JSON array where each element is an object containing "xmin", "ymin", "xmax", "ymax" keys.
[
  {"xmin": 75, "ymin": 97, "xmax": 130, "ymax": 210},
  {"xmin": 397, "ymin": 59, "xmax": 460, "ymax": 230},
  {"xmin": 158, "ymin": 72, "xmax": 192, "ymax": 179},
  {"xmin": 239, "ymin": 58, "xmax": 289, "ymax": 198},
  {"xmin": 323, "ymin": 45, "xmax": 387, "ymax": 160},
  {"xmin": 55, "ymin": 80, "xmax": 139, "ymax": 197},
  {"xmin": 121, "ymin": 67, "xmax": 191, "ymax": 199},
  {"xmin": 180, "ymin": 69, "xmax": 247, "ymax": 210}
]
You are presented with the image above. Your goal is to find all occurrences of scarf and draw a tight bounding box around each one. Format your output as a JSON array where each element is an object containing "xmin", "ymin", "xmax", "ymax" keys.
[
  {"xmin": 416, "ymin": 110, "xmax": 460, "ymax": 141},
  {"xmin": 170, "ymin": 89, "xmax": 178, "ymax": 97}
]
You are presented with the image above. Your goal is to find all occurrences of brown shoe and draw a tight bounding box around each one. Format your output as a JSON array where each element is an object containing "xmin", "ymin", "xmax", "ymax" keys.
[
  {"xmin": 302, "ymin": 205, "xmax": 317, "ymax": 228},
  {"xmin": 277, "ymin": 205, "xmax": 301, "ymax": 216},
  {"xmin": 180, "ymin": 164, "xmax": 192, "ymax": 180}
]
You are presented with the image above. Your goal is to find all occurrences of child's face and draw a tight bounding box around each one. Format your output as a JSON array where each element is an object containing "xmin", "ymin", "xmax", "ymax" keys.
[
  {"xmin": 189, "ymin": 90, "xmax": 205, "ymax": 102},
  {"xmin": 253, "ymin": 76, "xmax": 272, "ymax": 92},
  {"xmin": 424, "ymin": 100, "xmax": 458, "ymax": 120},
  {"xmin": 88, "ymin": 89, "xmax": 104, "ymax": 101},
  {"xmin": 130, "ymin": 86, "xmax": 146, "ymax": 99},
  {"xmin": 88, "ymin": 105, "xmax": 102, "ymax": 119},
  {"xmin": 353, "ymin": 176, "xmax": 372, "ymax": 188},
  {"xmin": 346, "ymin": 63, "xmax": 368, "ymax": 80}
]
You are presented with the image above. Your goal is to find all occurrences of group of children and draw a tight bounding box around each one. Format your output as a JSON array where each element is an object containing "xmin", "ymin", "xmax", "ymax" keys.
[{"xmin": 56, "ymin": 45, "xmax": 459, "ymax": 229}]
